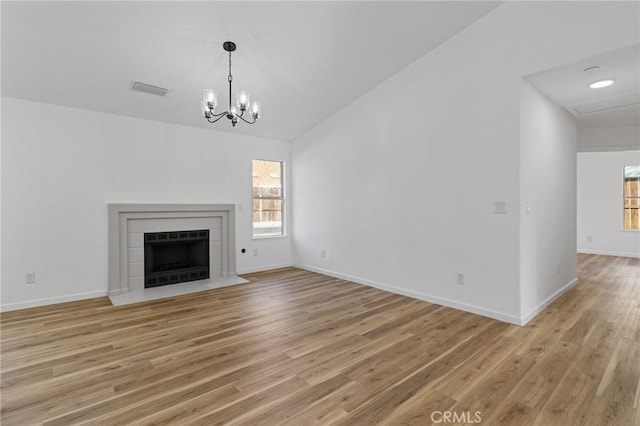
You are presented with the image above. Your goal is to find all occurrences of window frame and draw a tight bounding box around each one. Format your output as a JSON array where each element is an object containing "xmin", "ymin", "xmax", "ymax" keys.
[
  {"xmin": 622, "ymin": 165, "xmax": 640, "ymax": 231},
  {"xmin": 251, "ymin": 159, "xmax": 286, "ymax": 239}
]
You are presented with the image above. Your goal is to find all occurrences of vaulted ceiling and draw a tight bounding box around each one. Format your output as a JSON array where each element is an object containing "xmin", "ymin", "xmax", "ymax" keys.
[{"xmin": 1, "ymin": 1, "xmax": 502, "ymax": 141}]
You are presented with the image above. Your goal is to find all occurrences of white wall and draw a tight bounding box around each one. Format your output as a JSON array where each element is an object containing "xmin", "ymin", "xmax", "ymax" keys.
[
  {"xmin": 520, "ymin": 81, "xmax": 577, "ymax": 322},
  {"xmin": 578, "ymin": 126, "xmax": 640, "ymax": 152},
  {"xmin": 1, "ymin": 97, "xmax": 292, "ymax": 310},
  {"xmin": 292, "ymin": 2, "xmax": 639, "ymax": 324},
  {"xmin": 577, "ymin": 151, "xmax": 640, "ymax": 257}
]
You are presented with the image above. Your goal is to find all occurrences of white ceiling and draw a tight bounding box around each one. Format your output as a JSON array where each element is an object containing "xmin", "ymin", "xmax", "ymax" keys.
[
  {"xmin": 1, "ymin": 1, "xmax": 501, "ymax": 142},
  {"xmin": 526, "ymin": 44, "xmax": 640, "ymax": 129}
]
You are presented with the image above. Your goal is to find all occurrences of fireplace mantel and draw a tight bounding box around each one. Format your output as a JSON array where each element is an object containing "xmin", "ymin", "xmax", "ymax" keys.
[{"xmin": 107, "ymin": 204, "xmax": 236, "ymax": 296}]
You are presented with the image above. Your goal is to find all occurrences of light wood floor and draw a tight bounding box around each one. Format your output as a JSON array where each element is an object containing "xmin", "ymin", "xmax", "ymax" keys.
[{"xmin": 1, "ymin": 254, "xmax": 638, "ymax": 425}]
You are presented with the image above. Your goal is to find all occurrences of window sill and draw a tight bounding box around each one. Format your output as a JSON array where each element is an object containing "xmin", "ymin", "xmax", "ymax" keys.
[{"xmin": 252, "ymin": 234, "xmax": 288, "ymax": 240}]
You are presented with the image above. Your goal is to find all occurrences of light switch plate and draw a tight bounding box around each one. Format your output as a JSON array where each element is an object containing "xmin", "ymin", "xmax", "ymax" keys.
[{"xmin": 492, "ymin": 201, "xmax": 507, "ymax": 214}]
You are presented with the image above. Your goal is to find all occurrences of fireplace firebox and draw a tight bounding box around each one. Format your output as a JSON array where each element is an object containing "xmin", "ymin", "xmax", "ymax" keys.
[{"xmin": 144, "ymin": 229, "xmax": 209, "ymax": 288}]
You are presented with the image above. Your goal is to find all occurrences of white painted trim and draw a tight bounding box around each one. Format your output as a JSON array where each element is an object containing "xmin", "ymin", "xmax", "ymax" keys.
[
  {"xmin": 577, "ymin": 146, "xmax": 640, "ymax": 152},
  {"xmin": 293, "ymin": 263, "xmax": 522, "ymax": 325},
  {"xmin": 577, "ymin": 249, "xmax": 640, "ymax": 259},
  {"xmin": 1, "ymin": 291, "xmax": 108, "ymax": 312},
  {"xmin": 237, "ymin": 263, "xmax": 292, "ymax": 275},
  {"xmin": 520, "ymin": 277, "xmax": 579, "ymax": 326}
]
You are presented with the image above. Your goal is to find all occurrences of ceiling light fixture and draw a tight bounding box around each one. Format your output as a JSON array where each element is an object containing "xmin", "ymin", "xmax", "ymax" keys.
[
  {"xmin": 589, "ymin": 79, "xmax": 614, "ymax": 89},
  {"xmin": 202, "ymin": 41, "xmax": 261, "ymax": 126}
]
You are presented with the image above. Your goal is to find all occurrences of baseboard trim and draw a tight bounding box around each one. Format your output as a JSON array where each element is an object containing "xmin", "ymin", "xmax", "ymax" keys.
[
  {"xmin": 577, "ymin": 249, "xmax": 639, "ymax": 259},
  {"xmin": 293, "ymin": 263, "xmax": 522, "ymax": 325},
  {"xmin": 520, "ymin": 277, "xmax": 579, "ymax": 325},
  {"xmin": 1, "ymin": 290, "xmax": 108, "ymax": 313},
  {"xmin": 237, "ymin": 263, "xmax": 293, "ymax": 275},
  {"xmin": 2, "ymin": 265, "xmax": 294, "ymax": 312}
]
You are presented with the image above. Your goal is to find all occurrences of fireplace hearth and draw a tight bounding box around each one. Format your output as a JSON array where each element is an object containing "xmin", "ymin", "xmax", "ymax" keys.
[{"xmin": 144, "ymin": 229, "xmax": 210, "ymax": 288}]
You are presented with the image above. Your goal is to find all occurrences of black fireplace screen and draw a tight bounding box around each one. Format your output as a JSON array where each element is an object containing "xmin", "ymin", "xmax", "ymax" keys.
[{"xmin": 144, "ymin": 230, "xmax": 210, "ymax": 288}]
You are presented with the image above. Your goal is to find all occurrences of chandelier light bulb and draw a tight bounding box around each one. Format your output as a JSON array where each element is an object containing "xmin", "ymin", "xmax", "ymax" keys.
[
  {"xmin": 237, "ymin": 91, "xmax": 250, "ymax": 111},
  {"xmin": 203, "ymin": 89, "xmax": 217, "ymax": 109},
  {"xmin": 201, "ymin": 100, "xmax": 211, "ymax": 119},
  {"xmin": 250, "ymin": 101, "xmax": 261, "ymax": 120}
]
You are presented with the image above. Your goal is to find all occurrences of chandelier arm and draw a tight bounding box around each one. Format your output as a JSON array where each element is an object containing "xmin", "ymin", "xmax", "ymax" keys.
[
  {"xmin": 207, "ymin": 113, "xmax": 230, "ymax": 124},
  {"xmin": 237, "ymin": 114, "xmax": 257, "ymax": 125}
]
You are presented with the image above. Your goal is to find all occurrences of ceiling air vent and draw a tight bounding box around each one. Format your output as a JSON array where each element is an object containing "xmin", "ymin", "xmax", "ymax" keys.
[{"xmin": 131, "ymin": 81, "xmax": 169, "ymax": 97}]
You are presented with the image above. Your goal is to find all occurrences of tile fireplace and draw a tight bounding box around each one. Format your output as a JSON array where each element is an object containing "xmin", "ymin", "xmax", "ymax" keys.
[{"xmin": 107, "ymin": 204, "xmax": 236, "ymax": 296}]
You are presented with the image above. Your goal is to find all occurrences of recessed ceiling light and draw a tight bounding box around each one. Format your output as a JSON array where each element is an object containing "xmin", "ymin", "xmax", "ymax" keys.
[{"xmin": 589, "ymin": 79, "xmax": 614, "ymax": 89}]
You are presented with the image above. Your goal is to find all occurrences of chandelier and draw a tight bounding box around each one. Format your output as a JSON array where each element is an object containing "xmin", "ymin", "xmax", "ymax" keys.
[{"xmin": 201, "ymin": 41, "xmax": 261, "ymax": 126}]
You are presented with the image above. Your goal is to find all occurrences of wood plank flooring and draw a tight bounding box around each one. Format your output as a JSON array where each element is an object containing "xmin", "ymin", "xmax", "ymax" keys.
[{"xmin": 1, "ymin": 253, "xmax": 638, "ymax": 425}]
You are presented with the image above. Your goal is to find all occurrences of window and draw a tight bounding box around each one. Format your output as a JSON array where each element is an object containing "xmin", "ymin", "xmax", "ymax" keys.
[
  {"xmin": 624, "ymin": 165, "xmax": 640, "ymax": 230},
  {"xmin": 252, "ymin": 160, "xmax": 284, "ymax": 237}
]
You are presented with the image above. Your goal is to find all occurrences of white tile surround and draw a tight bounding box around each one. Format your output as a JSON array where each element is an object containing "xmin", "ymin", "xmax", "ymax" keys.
[
  {"xmin": 108, "ymin": 204, "xmax": 237, "ymax": 297},
  {"xmin": 127, "ymin": 217, "xmax": 223, "ymax": 290}
]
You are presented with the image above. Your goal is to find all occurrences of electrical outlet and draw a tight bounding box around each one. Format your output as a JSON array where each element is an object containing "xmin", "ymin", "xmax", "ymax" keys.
[
  {"xmin": 456, "ymin": 273, "xmax": 465, "ymax": 286},
  {"xmin": 238, "ymin": 204, "xmax": 244, "ymax": 213},
  {"xmin": 587, "ymin": 236, "xmax": 592, "ymax": 242},
  {"xmin": 25, "ymin": 272, "xmax": 36, "ymax": 284},
  {"xmin": 253, "ymin": 249, "xmax": 258, "ymax": 256},
  {"xmin": 320, "ymin": 250, "xmax": 326, "ymax": 258}
]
